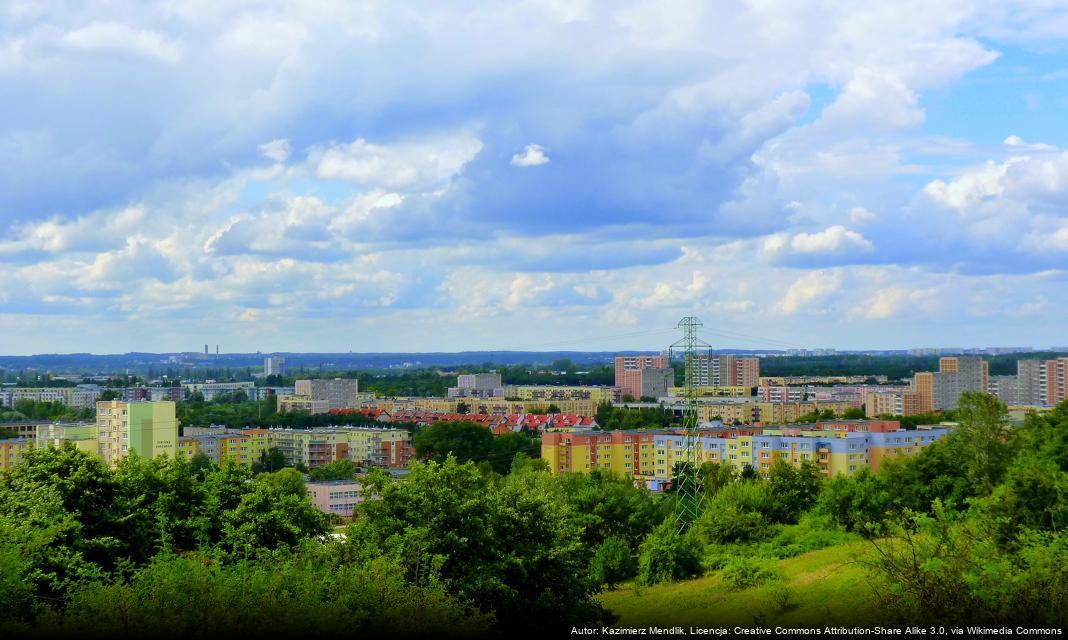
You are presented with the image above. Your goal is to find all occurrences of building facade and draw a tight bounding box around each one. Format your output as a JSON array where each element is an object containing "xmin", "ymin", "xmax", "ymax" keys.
[{"xmin": 95, "ymin": 400, "xmax": 178, "ymax": 466}]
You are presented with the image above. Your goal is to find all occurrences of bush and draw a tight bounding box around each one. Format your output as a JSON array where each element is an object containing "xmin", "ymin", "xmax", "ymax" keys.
[
  {"xmin": 636, "ymin": 522, "xmax": 703, "ymax": 585},
  {"xmin": 720, "ymin": 556, "xmax": 781, "ymax": 590},
  {"xmin": 590, "ymin": 536, "xmax": 637, "ymax": 588},
  {"xmin": 764, "ymin": 514, "xmax": 857, "ymax": 559},
  {"xmin": 815, "ymin": 468, "xmax": 890, "ymax": 535},
  {"xmin": 694, "ymin": 482, "xmax": 778, "ymax": 544}
]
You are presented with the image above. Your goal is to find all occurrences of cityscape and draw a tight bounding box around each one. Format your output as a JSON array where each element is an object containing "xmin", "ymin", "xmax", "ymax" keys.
[{"xmin": 3, "ymin": 1, "xmax": 1068, "ymax": 637}]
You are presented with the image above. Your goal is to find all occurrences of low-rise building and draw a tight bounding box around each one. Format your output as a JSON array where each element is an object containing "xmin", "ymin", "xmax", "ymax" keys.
[{"xmin": 306, "ymin": 480, "xmax": 363, "ymax": 518}]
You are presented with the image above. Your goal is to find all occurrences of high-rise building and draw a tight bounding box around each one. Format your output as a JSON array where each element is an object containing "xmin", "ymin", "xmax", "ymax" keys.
[
  {"xmin": 95, "ymin": 400, "xmax": 177, "ymax": 467},
  {"xmin": 687, "ymin": 354, "xmax": 760, "ymax": 387},
  {"xmin": 615, "ymin": 355, "xmax": 671, "ymax": 401},
  {"xmin": 449, "ymin": 372, "xmax": 504, "ymax": 398},
  {"xmin": 1046, "ymin": 357, "xmax": 1068, "ymax": 405},
  {"xmin": 295, "ymin": 378, "xmax": 361, "ymax": 410},
  {"xmin": 1017, "ymin": 359, "xmax": 1047, "ymax": 406},
  {"xmin": 931, "ymin": 356, "xmax": 989, "ymax": 410},
  {"xmin": 912, "ymin": 372, "xmax": 934, "ymax": 413},
  {"xmin": 264, "ymin": 356, "xmax": 286, "ymax": 377}
]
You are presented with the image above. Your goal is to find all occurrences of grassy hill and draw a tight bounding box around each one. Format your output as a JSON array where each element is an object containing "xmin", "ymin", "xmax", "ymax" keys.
[{"xmin": 599, "ymin": 542, "xmax": 885, "ymax": 628}]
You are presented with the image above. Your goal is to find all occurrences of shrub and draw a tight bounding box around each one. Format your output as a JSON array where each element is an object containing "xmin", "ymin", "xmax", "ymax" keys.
[
  {"xmin": 590, "ymin": 537, "xmax": 637, "ymax": 588},
  {"xmin": 764, "ymin": 513, "xmax": 857, "ymax": 559},
  {"xmin": 720, "ymin": 556, "xmax": 782, "ymax": 590},
  {"xmin": 636, "ymin": 522, "xmax": 703, "ymax": 585}
]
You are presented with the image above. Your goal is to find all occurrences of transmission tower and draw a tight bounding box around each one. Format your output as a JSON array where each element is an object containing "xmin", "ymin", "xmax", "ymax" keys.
[{"xmin": 668, "ymin": 316, "xmax": 712, "ymax": 531}]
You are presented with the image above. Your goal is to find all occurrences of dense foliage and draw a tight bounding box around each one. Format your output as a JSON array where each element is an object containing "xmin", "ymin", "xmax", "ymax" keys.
[
  {"xmin": 0, "ymin": 399, "xmax": 94, "ymax": 423},
  {"xmin": 412, "ymin": 421, "xmax": 540, "ymax": 475}
]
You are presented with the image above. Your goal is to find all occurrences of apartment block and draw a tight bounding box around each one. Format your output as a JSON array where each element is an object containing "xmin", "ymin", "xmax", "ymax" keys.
[
  {"xmin": 183, "ymin": 381, "xmax": 256, "ymax": 402},
  {"xmin": 277, "ymin": 394, "xmax": 330, "ymax": 415},
  {"xmin": 95, "ymin": 400, "xmax": 178, "ymax": 466},
  {"xmin": 264, "ymin": 356, "xmax": 286, "ymax": 377},
  {"xmin": 295, "ymin": 378, "xmax": 361, "ymax": 410},
  {"xmin": 543, "ymin": 422, "xmax": 951, "ymax": 483},
  {"xmin": 1045, "ymin": 357, "xmax": 1068, "ymax": 405},
  {"xmin": 35, "ymin": 422, "xmax": 99, "ymax": 455},
  {"xmin": 614, "ymin": 355, "xmax": 671, "ymax": 400},
  {"xmin": 267, "ymin": 426, "xmax": 412, "ymax": 469},
  {"xmin": 932, "ymin": 356, "xmax": 989, "ymax": 410},
  {"xmin": 688, "ymin": 354, "xmax": 761, "ymax": 388},
  {"xmin": 0, "ymin": 437, "xmax": 32, "ymax": 469},
  {"xmin": 306, "ymin": 480, "xmax": 363, "ymax": 518},
  {"xmin": 0, "ymin": 385, "xmax": 102, "ymax": 409},
  {"xmin": 501, "ymin": 385, "xmax": 621, "ymax": 404}
]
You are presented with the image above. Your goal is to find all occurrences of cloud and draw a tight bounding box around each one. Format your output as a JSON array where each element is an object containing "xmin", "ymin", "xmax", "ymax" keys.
[
  {"xmin": 510, "ymin": 143, "xmax": 551, "ymax": 167},
  {"xmin": 259, "ymin": 138, "xmax": 292, "ymax": 163},
  {"xmin": 2, "ymin": 2, "xmax": 1068, "ymax": 351},
  {"xmin": 313, "ymin": 133, "xmax": 483, "ymax": 190},
  {"xmin": 774, "ymin": 270, "xmax": 843, "ymax": 315},
  {"xmin": 62, "ymin": 22, "xmax": 182, "ymax": 64},
  {"xmin": 859, "ymin": 285, "xmax": 939, "ymax": 319},
  {"xmin": 788, "ymin": 226, "xmax": 873, "ymax": 254}
]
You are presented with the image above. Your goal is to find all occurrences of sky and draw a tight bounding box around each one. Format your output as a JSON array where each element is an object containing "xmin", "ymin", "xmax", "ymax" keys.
[{"xmin": 2, "ymin": 1, "xmax": 1068, "ymax": 355}]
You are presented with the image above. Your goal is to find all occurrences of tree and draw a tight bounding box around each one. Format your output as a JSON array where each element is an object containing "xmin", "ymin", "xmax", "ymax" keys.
[
  {"xmin": 253, "ymin": 447, "xmax": 287, "ymax": 473},
  {"xmin": 766, "ymin": 459, "xmax": 823, "ymax": 523},
  {"xmin": 843, "ymin": 407, "xmax": 866, "ymax": 419},
  {"xmin": 589, "ymin": 536, "xmax": 637, "ymax": 588},
  {"xmin": 546, "ymin": 403, "xmax": 561, "ymax": 414},
  {"xmin": 413, "ymin": 421, "xmax": 494, "ymax": 465},
  {"xmin": 636, "ymin": 521, "xmax": 703, "ymax": 585},
  {"xmin": 350, "ymin": 457, "xmax": 608, "ymax": 629},
  {"xmin": 456, "ymin": 401, "xmax": 470, "ymax": 415},
  {"xmin": 221, "ymin": 469, "xmax": 327, "ymax": 557},
  {"xmin": 308, "ymin": 459, "xmax": 359, "ymax": 481}
]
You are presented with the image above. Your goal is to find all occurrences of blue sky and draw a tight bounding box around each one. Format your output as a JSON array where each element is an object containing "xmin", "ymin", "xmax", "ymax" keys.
[{"xmin": 1, "ymin": 1, "xmax": 1067, "ymax": 355}]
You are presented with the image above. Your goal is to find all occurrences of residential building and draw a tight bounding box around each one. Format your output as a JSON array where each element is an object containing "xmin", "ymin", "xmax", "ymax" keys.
[
  {"xmin": 35, "ymin": 422, "xmax": 98, "ymax": 455},
  {"xmin": 688, "ymin": 355, "xmax": 761, "ymax": 387},
  {"xmin": 267, "ymin": 426, "xmax": 412, "ymax": 469},
  {"xmin": 0, "ymin": 437, "xmax": 32, "ymax": 469},
  {"xmin": 543, "ymin": 422, "xmax": 951, "ymax": 483},
  {"xmin": 183, "ymin": 381, "xmax": 256, "ymax": 402},
  {"xmin": 264, "ymin": 356, "xmax": 286, "ymax": 377},
  {"xmin": 306, "ymin": 480, "xmax": 363, "ymax": 518},
  {"xmin": 449, "ymin": 372, "xmax": 504, "ymax": 398},
  {"xmin": 1045, "ymin": 357, "xmax": 1068, "ymax": 405},
  {"xmin": 502, "ymin": 385, "xmax": 621, "ymax": 404},
  {"xmin": 932, "ymin": 356, "xmax": 989, "ymax": 410},
  {"xmin": 0, "ymin": 385, "xmax": 102, "ymax": 409},
  {"xmin": 912, "ymin": 372, "xmax": 935, "ymax": 414},
  {"xmin": 277, "ymin": 394, "xmax": 330, "ymax": 414},
  {"xmin": 614, "ymin": 355, "xmax": 671, "ymax": 400},
  {"xmin": 295, "ymin": 378, "xmax": 361, "ymax": 410},
  {"xmin": 1017, "ymin": 359, "xmax": 1048, "ymax": 406},
  {"xmin": 95, "ymin": 400, "xmax": 178, "ymax": 466}
]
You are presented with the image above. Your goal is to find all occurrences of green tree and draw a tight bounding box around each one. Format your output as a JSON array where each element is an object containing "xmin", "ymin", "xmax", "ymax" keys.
[
  {"xmin": 413, "ymin": 421, "xmax": 494, "ymax": 465},
  {"xmin": 589, "ymin": 536, "xmax": 637, "ymax": 588},
  {"xmin": 308, "ymin": 459, "xmax": 359, "ymax": 481},
  {"xmin": 350, "ymin": 457, "xmax": 607, "ymax": 629},
  {"xmin": 221, "ymin": 469, "xmax": 327, "ymax": 558},
  {"xmin": 636, "ymin": 521, "xmax": 703, "ymax": 585}
]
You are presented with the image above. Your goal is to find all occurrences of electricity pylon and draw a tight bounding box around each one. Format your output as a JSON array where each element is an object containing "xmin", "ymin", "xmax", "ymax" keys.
[{"xmin": 668, "ymin": 316, "xmax": 712, "ymax": 531}]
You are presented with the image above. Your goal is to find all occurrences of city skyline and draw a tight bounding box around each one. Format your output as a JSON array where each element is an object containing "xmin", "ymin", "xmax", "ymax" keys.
[{"xmin": 3, "ymin": 3, "xmax": 1068, "ymax": 353}]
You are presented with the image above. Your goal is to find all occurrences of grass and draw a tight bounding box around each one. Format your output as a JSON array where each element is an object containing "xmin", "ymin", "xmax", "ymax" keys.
[{"xmin": 599, "ymin": 541, "xmax": 883, "ymax": 627}]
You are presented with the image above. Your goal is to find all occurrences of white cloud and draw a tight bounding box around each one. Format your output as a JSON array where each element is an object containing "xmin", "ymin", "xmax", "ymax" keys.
[
  {"xmin": 259, "ymin": 138, "xmax": 291, "ymax": 163},
  {"xmin": 62, "ymin": 22, "xmax": 182, "ymax": 64},
  {"xmin": 789, "ymin": 225, "xmax": 873, "ymax": 254},
  {"xmin": 849, "ymin": 207, "xmax": 877, "ymax": 224},
  {"xmin": 859, "ymin": 285, "xmax": 939, "ymax": 319},
  {"xmin": 510, "ymin": 143, "xmax": 551, "ymax": 167},
  {"xmin": 314, "ymin": 133, "xmax": 483, "ymax": 190},
  {"xmin": 775, "ymin": 270, "xmax": 843, "ymax": 315}
]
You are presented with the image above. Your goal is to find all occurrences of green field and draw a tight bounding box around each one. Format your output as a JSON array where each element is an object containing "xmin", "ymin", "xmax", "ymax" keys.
[{"xmin": 599, "ymin": 542, "xmax": 886, "ymax": 628}]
